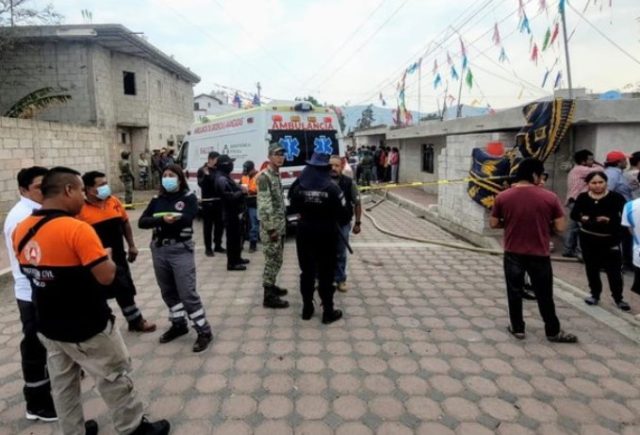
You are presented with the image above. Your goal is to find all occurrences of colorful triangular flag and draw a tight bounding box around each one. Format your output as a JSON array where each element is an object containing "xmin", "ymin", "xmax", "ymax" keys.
[
  {"xmin": 541, "ymin": 69, "xmax": 551, "ymax": 87},
  {"xmin": 498, "ymin": 47, "xmax": 508, "ymax": 63},
  {"xmin": 433, "ymin": 59, "xmax": 438, "ymax": 75},
  {"xmin": 550, "ymin": 22, "xmax": 560, "ymax": 45},
  {"xmin": 542, "ymin": 27, "xmax": 551, "ymax": 50},
  {"xmin": 433, "ymin": 73, "xmax": 442, "ymax": 88},
  {"xmin": 492, "ymin": 23, "xmax": 501, "ymax": 46},
  {"xmin": 379, "ymin": 92, "xmax": 387, "ymax": 106},
  {"xmin": 531, "ymin": 43, "xmax": 539, "ymax": 65},
  {"xmin": 462, "ymin": 55, "xmax": 468, "ymax": 71},
  {"xmin": 451, "ymin": 65, "xmax": 459, "ymax": 80},
  {"xmin": 519, "ymin": 13, "xmax": 531, "ymax": 34},
  {"xmin": 446, "ymin": 51, "xmax": 453, "ymax": 66},
  {"xmin": 465, "ymin": 69, "xmax": 473, "ymax": 89},
  {"xmin": 554, "ymin": 71, "xmax": 563, "ymax": 88},
  {"xmin": 559, "ymin": 0, "xmax": 566, "ymax": 14}
]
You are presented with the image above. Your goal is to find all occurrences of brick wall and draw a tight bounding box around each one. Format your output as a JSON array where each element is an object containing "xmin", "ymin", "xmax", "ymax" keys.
[{"xmin": 0, "ymin": 117, "xmax": 111, "ymax": 214}]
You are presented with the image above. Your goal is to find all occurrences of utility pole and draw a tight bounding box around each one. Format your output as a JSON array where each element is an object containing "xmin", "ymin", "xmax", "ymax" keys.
[
  {"xmin": 559, "ymin": 1, "xmax": 573, "ymax": 99},
  {"xmin": 10, "ymin": 0, "xmax": 14, "ymax": 26},
  {"xmin": 417, "ymin": 61, "xmax": 422, "ymax": 123},
  {"xmin": 256, "ymin": 81, "xmax": 261, "ymax": 100}
]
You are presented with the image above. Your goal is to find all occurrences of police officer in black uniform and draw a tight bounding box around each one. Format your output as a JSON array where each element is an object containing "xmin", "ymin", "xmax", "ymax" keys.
[
  {"xmin": 197, "ymin": 151, "xmax": 226, "ymax": 257},
  {"xmin": 215, "ymin": 155, "xmax": 250, "ymax": 271},
  {"xmin": 289, "ymin": 152, "xmax": 347, "ymax": 324}
]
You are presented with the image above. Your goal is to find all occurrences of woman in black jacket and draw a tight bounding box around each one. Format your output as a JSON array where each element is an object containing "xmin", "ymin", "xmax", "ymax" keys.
[
  {"xmin": 571, "ymin": 171, "xmax": 631, "ymax": 311},
  {"xmin": 139, "ymin": 164, "xmax": 213, "ymax": 352}
]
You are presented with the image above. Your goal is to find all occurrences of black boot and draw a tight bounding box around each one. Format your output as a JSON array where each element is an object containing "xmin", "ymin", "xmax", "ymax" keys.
[
  {"xmin": 193, "ymin": 332, "xmax": 213, "ymax": 353},
  {"xmin": 302, "ymin": 301, "xmax": 314, "ymax": 320},
  {"xmin": 272, "ymin": 284, "xmax": 288, "ymax": 296},
  {"xmin": 322, "ymin": 309, "xmax": 343, "ymax": 324},
  {"xmin": 158, "ymin": 323, "xmax": 189, "ymax": 343},
  {"xmin": 85, "ymin": 420, "xmax": 98, "ymax": 435},
  {"xmin": 263, "ymin": 286, "xmax": 289, "ymax": 309},
  {"xmin": 249, "ymin": 241, "xmax": 257, "ymax": 252},
  {"xmin": 130, "ymin": 417, "xmax": 171, "ymax": 435}
]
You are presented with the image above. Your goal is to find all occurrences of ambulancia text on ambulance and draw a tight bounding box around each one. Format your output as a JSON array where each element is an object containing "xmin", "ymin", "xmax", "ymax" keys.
[{"xmin": 178, "ymin": 100, "xmax": 344, "ymax": 200}]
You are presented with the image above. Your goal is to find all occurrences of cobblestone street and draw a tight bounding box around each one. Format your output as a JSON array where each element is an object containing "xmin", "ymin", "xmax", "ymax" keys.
[{"xmin": 1, "ymin": 201, "xmax": 639, "ymax": 435}]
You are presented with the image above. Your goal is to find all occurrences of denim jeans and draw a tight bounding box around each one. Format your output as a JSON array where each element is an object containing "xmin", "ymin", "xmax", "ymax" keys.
[
  {"xmin": 247, "ymin": 207, "xmax": 259, "ymax": 243},
  {"xmin": 334, "ymin": 223, "xmax": 351, "ymax": 283},
  {"xmin": 503, "ymin": 252, "xmax": 561, "ymax": 337},
  {"xmin": 563, "ymin": 202, "xmax": 581, "ymax": 255}
]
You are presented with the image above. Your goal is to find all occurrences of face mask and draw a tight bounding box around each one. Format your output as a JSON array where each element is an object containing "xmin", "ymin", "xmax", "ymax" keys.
[
  {"xmin": 96, "ymin": 184, "xmax": 111, "ymax": 200},
  {"xmin": 162, "ymin": 177, "xmax": 179, "ymax": 192}
]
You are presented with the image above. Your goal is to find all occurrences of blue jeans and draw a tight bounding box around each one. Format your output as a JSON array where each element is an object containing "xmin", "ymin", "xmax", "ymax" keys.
[
  {"xmin": 335, "ymin": 223, "xmax": 351, "ymax": 283},
  {"xmin": 247, "ymin": 207, "xmax": 259, "ymax": 243}
]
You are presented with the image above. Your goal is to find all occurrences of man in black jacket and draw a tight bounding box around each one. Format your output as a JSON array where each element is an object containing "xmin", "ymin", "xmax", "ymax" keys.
[
  {"xmin": 215, "ymin": 155, "xmax": 250, "ymax": 270},
  {"xmin": 197, "ymin": 152, "xmax": 226, "ymax": 257}
]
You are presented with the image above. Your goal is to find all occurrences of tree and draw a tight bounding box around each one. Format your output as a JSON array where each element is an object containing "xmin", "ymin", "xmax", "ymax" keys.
[
  {"xmin": 295, "ymin": 95, "xmax": 321, "ymax": 107},
  {"xmin": 356, "ymin": 104, "xmax": 375, "ymax": 130},
  {"xmin": 4, "ymin": 87, "xmax": 71, "ymax": 118},
  {"xmin": 0, "ymin": 0, "xmax": 62, "ymax": 26}
]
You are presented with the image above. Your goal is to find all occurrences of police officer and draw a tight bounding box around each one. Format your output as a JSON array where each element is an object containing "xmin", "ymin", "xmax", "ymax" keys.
[
  {"xmin": 118, "ymin": 151, "xmax": 134, "ymax": 207},
  {"xmin": 139, "ymin": 164, "xmax": 213, "ymax": 352},
  {"xmin": 215, "ymin": 155, "xmax": 250, "ymax": 271},
  {"xmin": 197, "ymin": 151, "xmax": 226, "ymax": 256},
  {"xmin": 78, "ymin": 171, "xmax": 156, "ymax": 333},
  {"xmin": 289, "ymin": 152, "xmax": 347, "ymax": 324},
  {"xmin": 257, "ymin": 143, "xmax": 289, "ymax": 309}
]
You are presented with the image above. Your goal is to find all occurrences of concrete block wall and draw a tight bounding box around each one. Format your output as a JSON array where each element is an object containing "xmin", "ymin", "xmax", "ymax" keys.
[
  {"xmin": 438, "ymin": 132, "xmax": 515, "ymax": 235},
  {"xmin": 0, "ymin": 41, "xmax": 96, "ymax": 124},
  {"xmin": 0, "ymin": 117, "xmax": 110, "ymax": 214},
  {"xmin": 397, "ymin": 136, "xmax": 445, "ymax": 194}
]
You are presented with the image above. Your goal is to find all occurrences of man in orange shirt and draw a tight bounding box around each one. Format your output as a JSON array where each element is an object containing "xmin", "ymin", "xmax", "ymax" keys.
[
  {"xmin": 13, "ymin": 166, "xmax": 169, "ymax": 435},
  {"xmin": 241, "ymin": 160, "xmax": 259, "ymax": 252},
  {"xmin": 77, "ymin": 171, "xmax": 155, "ymax": 332}
]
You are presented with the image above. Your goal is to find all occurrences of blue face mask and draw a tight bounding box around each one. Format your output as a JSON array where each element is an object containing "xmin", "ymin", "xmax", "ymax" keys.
[
  {"xmin": 96, "ymin": 184, "xmax": 111, "ymax": 200},
  {"xmin": 162, "ymin": 177, "xmax": 179, "ymax": 192}
]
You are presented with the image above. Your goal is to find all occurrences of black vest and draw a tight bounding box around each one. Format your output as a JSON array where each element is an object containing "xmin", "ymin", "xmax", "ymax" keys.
[{"xmin": 337, "ymin": 175, "xmax": 354, "ymax": 225}]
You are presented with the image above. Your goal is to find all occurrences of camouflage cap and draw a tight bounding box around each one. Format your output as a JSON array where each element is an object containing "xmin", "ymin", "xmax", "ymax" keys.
[{"xmin": 268, "ymin": 142, "xmax": 284, "ymax": 155}]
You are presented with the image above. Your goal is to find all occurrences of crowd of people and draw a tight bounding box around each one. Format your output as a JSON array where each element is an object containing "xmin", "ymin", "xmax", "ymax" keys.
[
  {"xmin": 5, "ymin": 144, "xmax": 640, "ymax": 434},
  {"xmin": 2, "ymin": 143, "xmax": 362, "ymax": 434},
  {"xmin": 347, "ymin": 144, "xmax": 400, "ymax": 186}
]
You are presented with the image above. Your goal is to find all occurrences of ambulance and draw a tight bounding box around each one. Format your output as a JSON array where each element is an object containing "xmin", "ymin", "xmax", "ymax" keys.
[{"xmin": 177, "ymin": 100, "xmax": 344, "ymax": 199}]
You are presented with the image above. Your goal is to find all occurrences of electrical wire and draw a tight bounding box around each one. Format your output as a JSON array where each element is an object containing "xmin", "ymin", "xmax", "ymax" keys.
[
  {"xmin": 568, "ymin": 2, "xmax": 640, "ymax": 66},
  {"xmin": 298, "ymin": 0, "xmax": 390, "ymax": 93}
]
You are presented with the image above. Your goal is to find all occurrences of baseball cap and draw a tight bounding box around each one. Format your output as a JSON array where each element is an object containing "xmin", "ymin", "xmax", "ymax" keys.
[
  {"xmin": 605, "ymin": 150, "xmax": 629, "ymax": 163},
  {"xmin": 217, "ymin": 154, "xmax": 235, "ymax": 164},
  {"xmin": 268, "ymin": 142, "xmax": 284, "ymax": 154}
]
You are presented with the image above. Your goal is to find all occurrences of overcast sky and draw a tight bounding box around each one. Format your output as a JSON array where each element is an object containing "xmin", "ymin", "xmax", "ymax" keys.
[{"xmin": 40, "ymin": 0, "xmax": 640, "ymax": 111}]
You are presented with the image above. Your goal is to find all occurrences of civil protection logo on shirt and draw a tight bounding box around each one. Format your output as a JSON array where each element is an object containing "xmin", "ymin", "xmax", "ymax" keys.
[
  {"xmin": 23, "ymin": 240, "xmax": 42, "ymax": 266},
  {"xmin": 175, "ymin": 201, "xmax": 185, "ymax": 211}
]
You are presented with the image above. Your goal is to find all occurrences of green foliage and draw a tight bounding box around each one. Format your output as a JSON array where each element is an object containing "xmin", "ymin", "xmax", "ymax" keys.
[{"xmin": 4, "ymin": 87, "xmax": 72, "ymax": 118}]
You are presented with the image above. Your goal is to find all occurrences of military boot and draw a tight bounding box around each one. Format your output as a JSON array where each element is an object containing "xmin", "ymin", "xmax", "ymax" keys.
[
  {"xmin": 272, "ymin": 284, "xmax": 288, "ymax": 297},
  {"xmin": 263, "ymin": 286, "xmax": 289, "ymax": 309}
]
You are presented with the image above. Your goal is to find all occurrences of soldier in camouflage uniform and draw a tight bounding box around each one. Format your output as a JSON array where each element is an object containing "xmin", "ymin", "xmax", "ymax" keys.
[
  {"xmin": 118, "ymin": 151, "xmax": 134, "ymax": 207},
  {"xmin": 257, "ymin": 143, "xmax": 290, "ymax": 309}
]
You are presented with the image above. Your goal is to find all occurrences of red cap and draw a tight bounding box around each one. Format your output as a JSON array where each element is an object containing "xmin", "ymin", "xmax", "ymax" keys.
[{"xmin": 605, "ymin": 150, "xmax": 629, "ymax": 163}]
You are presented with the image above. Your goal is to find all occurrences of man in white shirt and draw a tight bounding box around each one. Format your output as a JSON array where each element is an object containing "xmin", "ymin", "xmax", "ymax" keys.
[
  {"xmin": 2, "ymin": 166, "xmax": 57, "ymax": 422},
  {"xmin": 622, "ymin": 197, "xmax": 640, "ymax": 296}
]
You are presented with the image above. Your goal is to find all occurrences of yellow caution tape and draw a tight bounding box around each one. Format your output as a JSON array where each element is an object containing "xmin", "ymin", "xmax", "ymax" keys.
[{"xmin": 357, "ymin": 175, "xmax": 511, "ymax": 192}]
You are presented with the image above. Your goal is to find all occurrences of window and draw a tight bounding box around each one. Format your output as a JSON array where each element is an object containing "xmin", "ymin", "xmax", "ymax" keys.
[
  {"xmin": 123, "ymin": 71, "xmax": 136, "ymax": 95},
  {"xmin": 207, "ymin": 102, "xmax": 211, "ymax": 108},
  {"xmin": 120, "ymin": 133, "xmax": 127, "ymax": 144},
  {"xmin": 422, "ymin": 144, "xmax": 434, "ymax": 173},
  {"xmin": 194, "ymin": 102, "xmax": 200, "ymax": 110}
]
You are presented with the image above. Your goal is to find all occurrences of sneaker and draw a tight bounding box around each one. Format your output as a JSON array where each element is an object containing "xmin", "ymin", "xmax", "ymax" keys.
[
  {"xmin": 547, "ymin": 330, "xmax": 578, "ymax": 343},
  {"xmin": 337, "ymin": 282, "xmax": 348, "ymax": 293},
  {"xmin": 26, "ymin": 408, "xmax": 57, "ymax": 422},
  {"xmin": 522, "ymin": 288, "xmax": 537, "ymax": 300},
  {"xmin": 193, "ymin": 332, "xmax": 213, "ymax": 353},
  {"xmin": 322, "ymin": 309, "xmax": 343, "ymax": 324},
  {"xmin": 158, "ymin": 324, "xmax": 189, "ymax": 343},
  {"xmin": 130, "ymin": 417, "xmax": 171, "ymax": 435},
  {"xmin": 616, "ymin": 300, "xmax": 631, "ymax": 311},
  {"xmin": 128, "ymin": 318, "xmax": 157, "ymax": 333},
  {"xmin": 506, "ymin": 325, "xmax": 525, "ymax": 340},
  {"xmin": 584, "ymin": 296, "xmax": 599, "ymax": 306},
  {"xmin": 561, "ymin": 252, "xmax": 576, "ymax": 258},
  {"xmin": 205, "ymin": 250, "xmax": 214, "ymax": 257},
  {"xmin": 214, "ymin": 246, "xmax": 226, "ymax": 253},
  {"xmin": 85, "ymin": 419, "xmax": 99, "ymax": 435}
]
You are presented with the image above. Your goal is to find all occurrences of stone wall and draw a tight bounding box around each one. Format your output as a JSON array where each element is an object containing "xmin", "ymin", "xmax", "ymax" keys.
[
  {"xmin": 437, "ymin": 132, "xmax": 515, "ymax": 235},
  {"xmin": 0, "ymin": 117, "xmax": 111, "ymax": 214}
]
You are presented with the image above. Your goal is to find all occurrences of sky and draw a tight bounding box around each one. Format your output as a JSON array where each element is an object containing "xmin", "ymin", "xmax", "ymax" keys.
[{"xmin": 31, "ymin": 0, "xmax": 640, "ymax": 112}]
